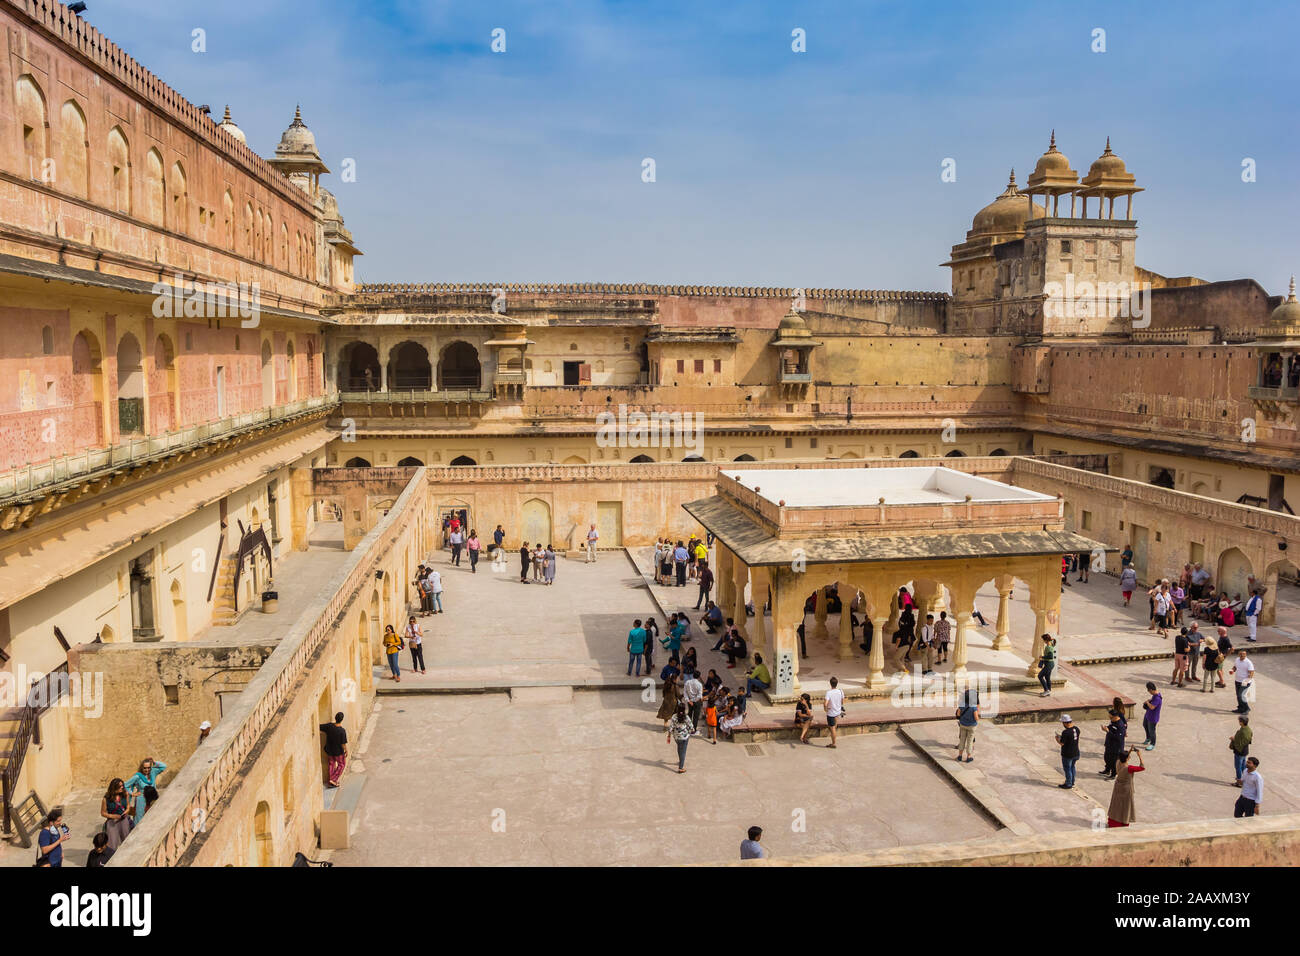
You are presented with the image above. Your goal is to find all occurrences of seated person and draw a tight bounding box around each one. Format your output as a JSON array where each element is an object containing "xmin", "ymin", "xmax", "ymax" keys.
[
  {"xmin": 702, "ymin": 668, "xmax": 722, "ymax": 695},
  {"xmin": 700, "ymin": 602, "xmax": 724, "ymax": 634},
  {"xmin": 710, "ymin": 617, "xmax": 736, "ymax": 651},
  {"xmin": 825, "ymin": 588, "xmax": 842, "ymax": 616},
  {"xmin": 1218, "ymin": 601, "xmax": 1236, "ymax": 628},
  {"xmin": 719, "ymin": 704, "xmax": 744, "ymax": 737},
  {"xmin": 734, "ymin": 685, "xmax": 749, "ymax": 716},
  {"xmin": 793, "ymin": 693, "xmax": 813, "ymax": 743},
  {"xmin": 745, "ymin": 655, "xmax": 771, "ymax": 697},
  {"xmin": 722, "ymin": 631, "xmax": 749, "ymax": 669}
]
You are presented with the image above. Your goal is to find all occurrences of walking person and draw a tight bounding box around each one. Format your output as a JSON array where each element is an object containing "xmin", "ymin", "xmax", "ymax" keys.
[
  {"xmin": 1215, "ymin": 626, "xmax": 1233, "ymax": 687},
  {"xmin": 1105, "ymin": 748, "xmax": 1145, "ymax": 827},
  {"xmin": 1077, "ymin": 550, "xmax": 1090, "ymax": 583},
  {"xmin": 519, "ymin": 541, "xmax": 531, "ymax": 583},
  {"xmin": 404, "ymin": 615, "xmax": 426, "ymax": 675},
  {"xmin": 643, "ymin": 617, "xmax": 657, "ymax": 672},
  {"xmin": 427, "ymin": 567, "xmax": 443, "ymax": 614},
  {"xmin": 493, "ymin": 524, "xmax": 505, "ymax": 553},
  {"xmin": 673, "ymin": 540, "xmax": 689, "ymax": 586},
  {"xmin": 955, "ymin": 692, "xmax": 978, "ymax": 763},
  {"xmin": 318, "ymin": 712, "xmax": 348, "ymax": 788},
  {"xmin": 467, "ymin": 530, "xmax": 481, "ymax": 573},
  {"xmin": 1230, "ymin": 649, "xmax": 1255, "ymax": 714},
  {"xmin": 934, "ymin": 610, "xmax": 952, "ymax": 665},
  {"xmin": 1200, "ymin": 635, "xmax": 1222, "ymax": 693},
  {"xmin": 1038, "ymin": 634, "xmax": 1056, "ymax": 697},
  {"xmin": 449, "ymin": 525, "xmax": 464, "ymax": 566},
  {"xmin": 416, "ymin": 564, "xmax": 432, "ymax": 615},
  {"xmin": 1244, "ymin": 588, "xmax": 1262, "ymax": 642},
  {"xmin": 1119, "ymin": 565, "xmax": 1137, "ymax": 606},
  {"xmin": 656, "ymin": 672, "xmax": 681, "ymax": 726},
  {"xmin": 666, "ymin": 702, "xmax": 694, "ymax": 773},
  {"xmin": 1140, "ymin": 682, "xmax": 1161, "ymax": 750},
  {"xmin": 125, "ymin": 757, "xmax": 167, "ymax": 826},
  {"xmin": 627, "ymin": 619, "xmax": 647, "ymax": 677},
  {"xmin": 1230, "ymin": 716, "xmax": 1252, "ymax": 787},
  {"xmin": 382, "ymin": 623, "xmax": 403, "ymax": 682},
  {"xmin": 918, "ymin": 614, "xmax": 936, "ymax": 675},
  {"xmin": 694, "ymin": 561, "xmax": 714, "ymax": 610},
  {"xmin": 1186, "ymin": 623, "xmax": 1204, "ymax": 683},
  {"xmin": 100, "ymin": 777, "xmax": 134, "ymax": 849},
  {"xmin": 683, "ymin": 669, "xmax": 705, "ymax": 735},
  {"xmin": 1100, "ymin": 706, "xmax": 1127, "ymax": 778},
  {"xmin": 823, "ymin": 676, "xmax": 845, "ymax": 749},
  {"xmin": 1171, "ymin": 627, "xmax": 1190, "ymax": 686},
  {"xmin": 544, "ymin": 544, "xmax": 557, "ymax": 585},
  {"xmin": 1056, "ymin": 714, "xmax": 1081, "ymax": 789},
  {"xmin": 1234, "ymin": 758, "xmax": 1263, "ymax": 817},
  {"xmin": 586, "ymin": 523, "xmax": 599, "ymax": 562}
]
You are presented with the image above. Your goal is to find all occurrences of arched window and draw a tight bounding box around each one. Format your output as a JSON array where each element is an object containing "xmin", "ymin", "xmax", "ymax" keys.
[
  {"xmin": 244, "ymin": 202, "xmax": 254, "ymax": 254},
  {"xmin": 143, "ymin": 149, "xmax": 165, "ymax": 226},
  {"xmin": 988, "ymin": 447, "xmax": 1009, "ymax": 456},
  {"xmin": 733, "ymin": 453, "xmax": 757, "ymax": 462},
  {"xmin": 438, "ymin": 342, "xmax": 481, "ymax": 390},
  {"xmin": 280, "ymin": 223, "xmax": 289, "ymax": 268},
  {"xmin": 169, "ymin": 160, "xmax": 187, "ymax": 233},
  {"xmin": 222, "ymin": 189, "xmax": 235, "ymax": 249},
  {"xmin": 59, "ymin": 100, "xmax": 89, "ymax": 198},
  {"xmin": 397, "ymin": 456, "xmax": 424, "ymax": 466},
  {"xmin": 899, "ymin": 450, "xmax": 920, "ymax": 459},
  {"xmin": 344, "ymin": 456, "xmax": 372, "ymax": 468},
  {"xmin": 16, "ymin": 75, "xmax": 49, "ymax": 181},
  {"xmin": 41, "ymin": 325, "xmax": 54, "ymax": 354},
  {"xmin": 944, "ymin": 449, "xmax": 966, "ymax": 458},
  {"xmin": 629, "ymin": 454, "xmax": 655, "ymax": 463},
  {"xmin": 107, "ymin": 126, "xmax": 131, "ymax": 213},
  {"xmin": 449, "ymin": 455, "xmax": 477, "ymax": 466}
]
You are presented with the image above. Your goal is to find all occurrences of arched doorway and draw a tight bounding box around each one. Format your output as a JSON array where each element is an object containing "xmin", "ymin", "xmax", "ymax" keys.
[
  {"xmin": 1217, "ymin": 548, "xmax": 1253, "ymax": 600},
  {"xmin": 733, "ymin": 454, "xmax": 756, "ymax": 462},
  {"xmin": 286, "ymin": 340, "xmax": 298, "ymax": 401},
  {"xmin": 72, "ymin": 331, "xmax": 104, "ymax": 445},
  {"xmin": 989, "ymin": 448, "xmax": 1009, "ymax": 456},
  {"xmin": 252, "ymin": 801, "xmax": 273, "ymax": 867},
  {"xmin": 899, "ymin": 450, "xmax": 920, "ymax": 459},
  {"xmin": 261, "ymin": 340, "xmax": 274, "ymax": 407},
  {"xmin": 344, "ymin": 457, "xmax": 372, "ymax": 468},
  {"xmin": 397, "ymin": 456, "xmax": 424, "ymax": 466},
  {"xmin": 149, "ymin": 335, "xmax": 177, "ymax": 432},
  {"xmin": 944, "ymin": 449, "xmax": 966, "ymax": 458},
  {"xmin": 439, "ymin": 341, "xmax": 481, "ymax": 390},
  {"xmin": 340, "ymin": 342, "xmax": 380, "ymax": 390},
  {"xmin": 116, "ymin": 332, "xmax": 144, "ymax": 436},
  {"xmin": 520, "ymin": 498, "xmax": 552, "ymax": 548},
  {"xmin": 170, "ymin": 578, "xmax": 187, "ymax": 641},
  {"xmin": 629, "ymin": 454, "xmax": 655, "ymax": 463},
  {"xmin": 388, "ymin": 341, "xmax": 432, "ymax": 390},
  {"xmin": 449, "ymin": 455, "xmax": 477, "ymax": 466}
]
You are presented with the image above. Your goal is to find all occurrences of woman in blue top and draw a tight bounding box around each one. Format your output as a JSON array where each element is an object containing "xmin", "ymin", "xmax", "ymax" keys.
[
  {"xmin": 125, "ymin": 756, "xmax": 167, "ymax": 825},
  {"xmin": 662, "ymin": 617, "xmax": 684, "ymax": 654}
]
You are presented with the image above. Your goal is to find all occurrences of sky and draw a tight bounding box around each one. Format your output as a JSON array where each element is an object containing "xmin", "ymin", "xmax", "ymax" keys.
[{"xmin": 81, "ymin": 0, "xmax": 1300, "ymax": 293}]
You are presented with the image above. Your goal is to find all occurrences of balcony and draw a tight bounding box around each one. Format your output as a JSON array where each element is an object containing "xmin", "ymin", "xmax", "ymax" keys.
[
  {"xmin": 338, "ymin": 389, "xmax": 495, "ymax": 403},
  {"xmin": 1248, "ymin": 384, "xmax": 1300, "ymax": 402}
]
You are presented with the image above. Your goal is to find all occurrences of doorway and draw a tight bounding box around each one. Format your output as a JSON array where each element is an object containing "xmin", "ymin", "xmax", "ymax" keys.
[
  {"xmin": 597, "ymin": 501, "xmax": 623, "ymax": 548},
  {"xmin": 1130, "ymin": 525, "xmax": 1149, "ymax": 581},
  {"xmin": 563, "ymin": 361, "xmax": 581, "ymax": 386}
]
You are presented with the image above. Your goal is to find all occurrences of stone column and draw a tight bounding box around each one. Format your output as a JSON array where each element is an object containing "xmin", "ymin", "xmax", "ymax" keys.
[
  {"xmin": 1026, "ymin": 608, "xmax": 1049, "ymax": 678},
  {"xmin": 1025, "ymin": 561, "xmax": 1054, "ymax": 678},
  {"xmin": 716, "ymin": 544, "xmax": 734, "ymax": 616},
  {"xmin": 732, "ymin": 563, "xmax": 749, "ymax": 641},
  {"xmin": 749, "ymin": 567, "xmax": 769, "ymax": 660},
  {"xmin": 993, "ymin": 574, "xmax": 1013, "ymax": 651},
  {"xmin": 288, "ymin": 467, "xmax": 312, "ymax": 552},
  {"xmin": 837, "ymin": 589, "xmax": 855, "ymax": 660},
  {"xmin": 770, "ymin": 569, "xmax": 803, "ymax": 694},
  {"xmin": 952, "ymin": 611, "xmax": 973, "ymax": 676},
  {"xmin": 813, "ymin": 586, "xmax": 829, "ymax": 639}
]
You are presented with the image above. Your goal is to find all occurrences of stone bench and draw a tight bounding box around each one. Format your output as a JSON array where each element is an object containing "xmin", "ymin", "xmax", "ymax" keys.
[{"xmin": 320, "ymin": 775, "xmax": 366, "ymax": 850}]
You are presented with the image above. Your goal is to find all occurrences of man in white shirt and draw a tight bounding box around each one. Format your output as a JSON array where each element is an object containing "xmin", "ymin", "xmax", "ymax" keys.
[
  {"xmin": 586, "ymin": 524, "xmax": 599, "ymax": 563},
  {"xmin": 1153, "ymin": 586, "xmax": 1172, "ymax": 637},
  {"xmin": 823, "ymin": 676, "xmax": 845, "ymax": 749},
  {"xmin": 404, "ymin": 615, "xmax": 426, "ymax": 675},
  {"xmin": 918, "ymin": 614, "xmax": 936, "ymax": 675},
  {"xmin": 682, "ymin": 671, "xmax": 704, "ymax": 736},
  {"xmin": 1234, "ymin": 757, "xmax": 1263, "ymax": 817},
  {"xmin": 1244, "ymin": 588, "xmax": 1262, "ymax": 642},
  {"xmin": 426, "ymin": 568, "xmax": 443, "ymax": 614},
  {"xmin": 1230, "ymin": 650, "xmax": 1255, "ymax": 715},
  {"xmin": 449, "ymin": 528, "xmax": 465, "ymax": 566}
]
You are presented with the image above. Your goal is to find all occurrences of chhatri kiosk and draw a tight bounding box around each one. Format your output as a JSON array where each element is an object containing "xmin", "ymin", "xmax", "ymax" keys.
[{"xmin": 684, "ymin": 465, "xmax": 1108, "ymax": 698}]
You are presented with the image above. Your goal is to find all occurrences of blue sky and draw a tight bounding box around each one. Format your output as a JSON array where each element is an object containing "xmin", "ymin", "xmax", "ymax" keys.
[{"xmin": 86, "ymin": 0, "xmax": 1299, "ymax": 292}]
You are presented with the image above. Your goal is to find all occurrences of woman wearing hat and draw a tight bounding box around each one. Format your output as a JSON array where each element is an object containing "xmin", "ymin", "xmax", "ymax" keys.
[
  {"xmin": 1201, "ymin": 635, "xmax": 1222, "ymax": 693},
  {"xmin": 1105, "ymin": 748, "xmax": 1145, "ymax": 827}
]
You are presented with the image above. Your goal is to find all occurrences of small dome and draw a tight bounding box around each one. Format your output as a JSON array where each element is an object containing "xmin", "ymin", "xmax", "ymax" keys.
[
  {"xmin": 1031, "ymin": 131, "xmax": 1073, "ymax": 178},
  {"xmin": 1267, "ymin": 277, "xmax": 1300, "ymax": 332},
  {"xmin": 286, "ymin": 171, "xmax": 313, "ymax": 195},
  {"xmin": 216, "ymin": 105, "xmax": 246, "ymax": 145},
  {"xmin": 778, "ymin": 309, "xmax": 809, "ymax": 333},
  {"xmin": 319, "ymin": 185, "xmax": 340, "ymax": 220},
  {"xmin": 1085, "ymin": 137, "xmax": 1130, "ymax": 181},
  {"xmin": 971, "ymin": 170, "xmax": 1045, "ymax": 237},
  {"xmin": 275, "ymin": 105, "xmax": 321, "ymax": 160}
]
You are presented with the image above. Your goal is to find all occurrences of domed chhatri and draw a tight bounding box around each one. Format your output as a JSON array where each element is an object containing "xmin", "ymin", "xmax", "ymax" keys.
[
  {"xmin": 1082, "ymin": 137, "xmax": 1134, "ymax": 186},
  {"xmin": 1026, "ymin": 131, "xmax": 1079, "ymax": 216},
  {"xmin": 275, "ymin": 105, "xmax": 322, "ymax": 162},
  {"xmin": 1078, "ymin": 137, "xmax": 1142, "ymax": 219},
  {"xmin": 1264, "ymin": 276, "xmax": 1300, "ymax": 337},
  {"xmin": 215, "ymin": 105, "xmax": 246, "ymax": 145},
  {"xmin": 970, "ymin": 170, "xmax": 1045, "ymax": 238},
  {"xmin": 777, "ymin": 308, "xmax": 811, "ymax": 335}
]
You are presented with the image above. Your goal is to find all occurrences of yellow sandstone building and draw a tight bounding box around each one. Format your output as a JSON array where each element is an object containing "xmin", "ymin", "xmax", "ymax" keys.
[{"xmin": 0, "ymin": 1, "xmax": 1297, "ymax": 865}]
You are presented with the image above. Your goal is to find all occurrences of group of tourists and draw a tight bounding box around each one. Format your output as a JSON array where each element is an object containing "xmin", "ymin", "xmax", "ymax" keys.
[
  {"xmin": 662, "ymin": 664, "xmax": 750, "ymax": 770},
  {"xmin": 653, "ymin": 534, "xmax": 710, "ymax": 589},
  {"xmin": 36, "ymin": 756, "xmax": 168, "ymax": 867},
  {"xmin": 1118, "ymin": 547, "xmax": 1263, "ymax": 642},
  {"xmin": 518, "ymin": 541, "xmax": 559, "ymax": 584}
]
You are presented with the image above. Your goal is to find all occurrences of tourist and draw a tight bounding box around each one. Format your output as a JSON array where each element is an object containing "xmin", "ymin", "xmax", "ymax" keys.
[
  {"xmin": 467, "ymin": 530, "xmax": 481, "ymax": 573},
  {"xmin": 704, "ymin": 689, "xmax": 720, "ymax": 743},
  {"xmin": 100, "ymin": 777, "xmax": 133, "ymax": 849},
  {"xmin": 673, "ymin": 540, "xmax": 689, "ymax": 586},
  {"xmin": 721, "ymin": 628, "xmax": 748, "ymax": 669},
  {"xmin": 1140, "ymin": 682, "xmax": 1161, "ymax": 751},
  {"xmin": 682, "ymin": 646, "xmax": 699, "ymax": 676},
  {"xmin": 719, "ymin": 703, "xmax": 744, "ymax": 738},
  {"xmin": 660, "ymin": 655, "xmax": 681, "ymax": 684},
  {"xmin": 661, "ymin": 614, "xmax": 683, "ymax": 656},
  {"xmin": 683, "ymin": 668, "xmax": 705, "ymax": 735},
  {"xmin": 1038, "ymin": 634, "xmax": 1056, "ymax": 697},
  {"xmin": 519, "ymin": 541, "xmax": 531, "ymax": 583},
  {"xmin": 918, "ymin": 614, "xmax": 936, "ymax": 674},
  {"xmin": 896, "ymin": 605, "xmax": 917, "ymax": 661},
  {"xmin": 1244, "ymin": 588, "xmax": 1262, "ymax": 642},
  {"xmin": 125, "ymin": 757, "xmax": 167, "ymax": 825},
  {"xmin": 1230, "ymin": 716, "xmax": 1252, "ymax": 787},
  {"xmin": 740, "ymin": 825, "xmax": 767, "ymax": 860},
  {"xmin": 1200, "ymin": 635, "xmax": 1222, "ymax": 693},
  {"xmin": 586, "ymin": 523, "xmax": 599, "ymax": 563},
  {"xmin": 652, "ymin": 539, "xmax": 665, "ymax": 584},
  {"xmin": 1056, "ymin": 714, "xmax": 1081, "ymax": 789},
  {"xmin": 794, "ymin": 693, "xmax": 813, "ymax": 744},
  {"xmin": 382, "ymin": 624, "xmax": 403, "ymax": 681},
  {"xmin": 823, "ymin": 676, "xmax": 845, "ymax": 749},
  {"xmin": 695, "ymin": 560, "xmax": 714, "ymax": 610},
  {"xmin": 198, "ymin": 720, "xmax": 212, "ymax": 746},
  {"xmin": 745, "ymin": 653, "xmax": 771, "ymax": 698},
  {"xmin": 1105, "ymin": 748, "xmax": 1144, "ymax": 827},
  {"xmin": 686, "ymin": 534, "xmax": 700, "ymax": 579},
  {"xmin": 1234, "ymin": 757, "xmax": 1263, "ymax": 817},
  {"xmin": 544, "ymin": 544, "xmax": 557, "ymax": 585},
  {"xmin": 1170, "ymin": 580, "xmax": 1186, "ymax": 625},
  {"xmin": 318, "ymin": 711, "xmax": 348, "ymax": 788},
  {"xmin": 1151, "ymin": 582, "xmax": 1172, "ymax": 637},
  {"xmin": 955, "ymin": 692, "xmax": 978, "ymax": 763},
  {"xmin": 700, "ymin": 601, "xmax": 724, "ymax": 634},
  {"xmin": 532, "ymin": 543, "xmax": 545, "ymax": 582},
  {"xmin": 449, "ymin": 525, "xmax": 464, "ymax": 565},
  {"xmin": 1120, "ymin": 543, "xmax": 1133, "ymax": 569},
  {"xmin": 1230, "ymin": 649, "xmax": 1255, "ymax": 714},
  {"xmin": 1119, "ymin": 565, "xmax": 1137, "ymax": 606},
  {"xmin": 493, "ymin": 524, "xmax": 505, "ymax": 553},
  {"xmin": 971, "ymin": 603, "xmax": 989, "ymax": 627},
  {"xmin": 693, "ymin": 537, "xmax": 708, "ymax": 576},
  {"xmin": 86, "ymin": 831, "xmax": 114, "ymax": 867},
  {"xmin": 36, "ymin": 808, "xmax": 69, "ymax": 867},
  {"xmin": 658, "ymin": 540, "xmax": 674, "ymax": 584},
  {"xmin": 403, "ymin": 615, "xmax": 426, "ymax": 675},
  {"xmin": 1100, "ymin": 706, "xmax": 1127, "ymax": 778},
  {"xmin": 1061, "ymin": 554, "xmax": 1072, "ymax": 588},
  {"xmin": 934, "ymin": 610, "xmax": 952, "ymax": 665},
  {"xmin": 1171, "ymin": 627, "xmax": 1190, "ymax": 686},
  {"xmin": 627, "ymin": 619, "xmax": 647, "ymax": 677},
  {"xmin": 1076, "ymin": 550, "xmax": 1090, "ymax": 583},
  {"xmin": 734, "ymin": 683, "xmax": 749, "ymax": 718},
  {"xmin": 1215, "ymin": 626, "xmax": 1233, "ymax": 687},
  {"xmin": 657, "ymin": 672, "xmax": 681, "ymax": 726},
  {"xmin": 666, "ymin": 702, "xmax": 694, "ymax": 773},
  {"xmin": 416, "ymin": 564, "xmax": 432, "ymax": 614},
  {"xmin": 643, "ymin": 617, "xmax": 658, "ymax": 671},
  {"xmin": 427, "ymin": 567, "xmax": 443, "ymax": 614},
  {"xmin": 1186, "ymin": 624, "xmax": 1204, "ymax": 682}
]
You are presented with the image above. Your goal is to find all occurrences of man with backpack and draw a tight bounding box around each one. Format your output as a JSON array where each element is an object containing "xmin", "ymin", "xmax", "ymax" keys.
[{"xmin": 955, "ymin": 692, "xmax": 978, "ymax": 763}]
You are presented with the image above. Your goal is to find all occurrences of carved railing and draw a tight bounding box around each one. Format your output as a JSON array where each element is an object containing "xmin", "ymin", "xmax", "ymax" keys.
[
  {"xmin": 348, "ymin": 282, "xmax": 949, "ymax": 301},
  {"xmin": 109, "ymin": 469, "xmax": 427, "ymax": 868}
]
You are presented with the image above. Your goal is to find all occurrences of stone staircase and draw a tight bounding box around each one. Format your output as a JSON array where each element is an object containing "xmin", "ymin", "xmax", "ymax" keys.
[{"xmin": 211, "ymin": 553, "xmax": 245, "ymax": 626}]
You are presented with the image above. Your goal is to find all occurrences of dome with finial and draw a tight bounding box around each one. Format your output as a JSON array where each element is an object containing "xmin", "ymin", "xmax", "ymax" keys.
[
  {"xmin": 777, "ymin": 309, "xmax": 810, "ymax": 336},
  {"xmin": 971, "ymin": 170, "xmax": 1045, "ymax": 237},
  {"xmin": 1082, "ymin": 137, "xmax": 1136, "ymax": 188},
  {"xmin": 275, "ymin": 105, "xmax": 322, "ymax": 161},
  {"xmin": 1027, "ymin": 130, "xmax": 1078, "ymax": 192},
  {"xmin": 216, "ymin": 105, "xmax": 246, "ymax": 145},
  {"xmin": 1264, "ymin": 276, "xmax": 1300, "ymax": 338}
]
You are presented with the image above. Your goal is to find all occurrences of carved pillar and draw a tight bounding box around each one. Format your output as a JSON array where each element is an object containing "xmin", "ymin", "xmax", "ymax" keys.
[
  {"xmin": 947, "ymin": 577, "xmax": 977, "ymax": 677},
  {"xmin": 770, "ymin": 568, "xmax": 804, "ymax": 694},
  {"xmin": 993, "ymin": 573, "xmax": 1013, "ymax": 651},
  {"xmin": 716, "ymin": 544, "xmax": 734, "ymax": 615},
  {"xmin": 1026, "ymin": 560, "xmax": 1055, "ymax": 678},
  {"xmin": 861, "ymin": 581, "xmax": 896, "ymax": 689},
  {"xmin": 732, "ymin": 560, "xmax": 749, "ymax": 641},
  {"xmin": 837, "ymin": 587, "xmax": 855, "ymax": 660},
  {"xmin": 289, "ymin": 467, "xmax": 312, "ymax": 552},
  {"xmin": 813, "ymin": 586, "xmax": 829, "ymax": 639}
]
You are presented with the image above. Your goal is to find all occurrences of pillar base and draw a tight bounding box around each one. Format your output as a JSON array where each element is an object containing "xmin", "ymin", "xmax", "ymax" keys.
[
  {"xmin": 864, "ymin": 669, "xmax": 888, "ymax": 689},
  {"xmin": 991, "ymin": 636, "xmax": 1012, "ymax": 652}
]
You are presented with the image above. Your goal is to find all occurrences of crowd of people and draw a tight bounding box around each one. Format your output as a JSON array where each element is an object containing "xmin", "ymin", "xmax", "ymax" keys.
[{"xmin": 36, "ymin": 754, "xmax": 171, "ymax": 867}]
